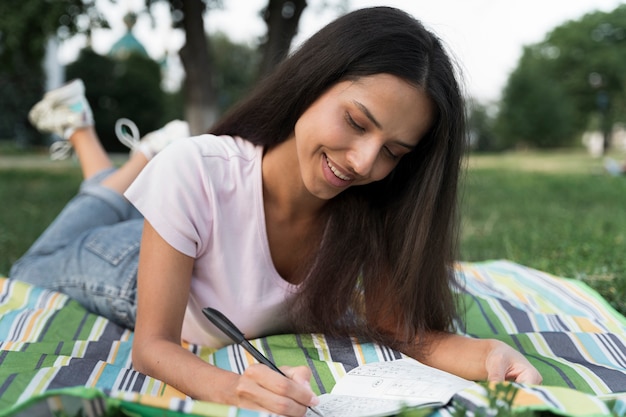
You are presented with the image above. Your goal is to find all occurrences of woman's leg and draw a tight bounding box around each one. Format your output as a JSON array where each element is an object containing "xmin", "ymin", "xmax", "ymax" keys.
[
  {"xmin": 9, "ymin": 79, "xmax": 182, "ymax": 328},
  {"xmin": 17, "ymin": 79, "xmax": 146, "ymax": 258},
  {"xmin": 27, "ymin": 78, "xmax": 176, "ymax": 193},
  {"xmin": 9, "ymin": 171, "xmax": 143, "ymax": 328},
  {"xmin": 12, "ymin": 79, "xmax": 189, "ymax": 328},
  {"xmin": 69, "ymin": 125, "xmax": 150, "ymax": 194},
  {"xmin": 69, "ymin": 126, "xmax": 114, "ymax": 179},
  {"xmin": 8, "ymin": 168, "xmax": 144, "ymax": 328},
  {"xmin": 15, "ymin": 79, "xmax": 151, "ymax": 257}
]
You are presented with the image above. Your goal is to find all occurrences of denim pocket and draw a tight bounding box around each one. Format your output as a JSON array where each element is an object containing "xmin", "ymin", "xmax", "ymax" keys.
[
  {"xmin": 82, "ymin": 222, "xmax": 141, "ymax": 328},
  {"xmin": 84, "ymin": 220, "xmax": 142, "ymax": 266}
]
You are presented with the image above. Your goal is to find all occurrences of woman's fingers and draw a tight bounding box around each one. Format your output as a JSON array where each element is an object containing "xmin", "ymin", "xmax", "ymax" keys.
[
  {"xmin": 281, "ymin": 365, "xmax": 315, "ymax": 389},
  {"xmin": 235, "ymin": 364, "xmax": 318, "ymax": 417},
  {"xmin": 485, "ymin": 341, "xmax": 543, "ymax": 385}
]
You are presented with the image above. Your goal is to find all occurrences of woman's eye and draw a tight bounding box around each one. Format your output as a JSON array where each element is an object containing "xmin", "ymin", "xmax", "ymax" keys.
[
  {"xmin": 384, "ymin": 146, "xmax": 399, "ymax": 160},
  {"xmin": 346, "ymin": 113, "xmax": 365, "ymax": 133}
]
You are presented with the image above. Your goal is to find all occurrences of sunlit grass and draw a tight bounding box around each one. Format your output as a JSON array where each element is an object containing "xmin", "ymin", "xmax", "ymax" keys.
[
  {"xmin": 461, "ymin": 150, "xmax": 626, "ymax": 314},
  {"xmin": 0, "ymin": 167, "xmax": 82, "ymax": 275}
]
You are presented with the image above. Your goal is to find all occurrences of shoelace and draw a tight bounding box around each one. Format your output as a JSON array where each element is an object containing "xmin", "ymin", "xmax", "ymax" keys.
[
  {"xmin": 115, "ymin": 118, "xmax": 140, "ymax": 151},
  {"xmin": 48, "ymin": 118, "xmax": 140, "ymax": 161},
  {"xmin": 49, "ymin": 141, "xmax": 73, "ymax": 161}
]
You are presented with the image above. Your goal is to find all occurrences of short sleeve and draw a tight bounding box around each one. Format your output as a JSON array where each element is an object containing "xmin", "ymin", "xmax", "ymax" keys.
[{"xmin": 124, "ymin": 138, "xmax": 212, "ymax": 258}]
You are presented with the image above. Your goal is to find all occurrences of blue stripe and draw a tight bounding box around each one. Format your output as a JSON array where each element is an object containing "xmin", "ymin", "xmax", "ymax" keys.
[
  {"xmin": 357, "ymin": 341, "xmax": 384, "ymax": 364},
  {"xmin": 96, "ymin": 364, "xmax": 129, "ymax": 390},
  {"xmin": 212, "ymin": 346, "xmax": 233, "ymax": 371}
]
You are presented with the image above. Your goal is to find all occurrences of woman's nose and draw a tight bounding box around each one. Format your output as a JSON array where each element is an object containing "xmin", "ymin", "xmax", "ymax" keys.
[{"xmin": 346, "ymin": 139, "xmax": 379, "ymax": 178}]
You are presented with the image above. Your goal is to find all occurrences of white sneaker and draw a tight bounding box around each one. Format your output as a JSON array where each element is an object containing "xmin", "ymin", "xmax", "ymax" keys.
[
  {"xmin": 115, "ymin": 118, "xmax": 190, "ymax": 160},
  {"xmin": 29, "ymin": 79, "xmax": 94, "ymax": 139},
  {"xmin": 28, "ymin": 79, "xmax": 94, "ymax": 160}
]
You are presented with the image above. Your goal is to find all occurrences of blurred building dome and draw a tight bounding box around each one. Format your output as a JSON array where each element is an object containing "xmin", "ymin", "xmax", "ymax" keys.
[{"xmin": 109, "ymin": 12, "xmax": 148, "ymax": 59}]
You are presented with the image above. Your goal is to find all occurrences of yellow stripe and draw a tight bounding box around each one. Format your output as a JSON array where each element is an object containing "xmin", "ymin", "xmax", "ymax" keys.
[
  {"xmin": 86, "ymin": 361, "xmax": 107, "ymax": 387},
  {"xmin": 21, "ymin": 309, "xmax": 43, "ymax": 341},
  {"xmin": 107, "ymin": 340, "xmax": 121, "ymax": 363},
  {"xmin": 572, "ymin": 316, "xmax": 603, "ymax": 333},
  {"xmin": 352, "ymin": 337, "xmax": 366, "ymax": 365},
  {"xmin": 312, "ymin": 334, "xmax": 332, "ymax": 362}
]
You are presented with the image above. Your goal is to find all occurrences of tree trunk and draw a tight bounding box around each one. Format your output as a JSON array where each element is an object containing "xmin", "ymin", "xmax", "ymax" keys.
[
  {"xmin": 178, "ymin": 0, "xmax": 217, "ymax": 134},
  {"xmin": 258, "ymin": 0, "xmax": 307, "ymax": 78}
]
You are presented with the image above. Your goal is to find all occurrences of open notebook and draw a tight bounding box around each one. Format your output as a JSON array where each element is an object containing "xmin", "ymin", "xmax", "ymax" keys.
[{"xmin": 307, "ymin": 358, "xmax": 475, "ymax": 417}]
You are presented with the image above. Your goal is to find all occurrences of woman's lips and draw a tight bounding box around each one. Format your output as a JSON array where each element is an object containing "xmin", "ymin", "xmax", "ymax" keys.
[{"xmin": 322, "ymin": 154, "xmax": 354, "ymax": 187}]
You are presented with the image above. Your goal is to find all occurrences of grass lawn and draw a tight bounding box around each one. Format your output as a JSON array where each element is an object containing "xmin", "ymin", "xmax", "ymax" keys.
[
  {"xmin": 0, "ymin": 167, "xmax": 82, "ymax": 275},
  {"xmin": 1, "ymin": 149, "xmax": 626, "ymax": 315},
  {"xmin": 460, "ymin": 149, "xmax": 626, "ymax": 314}
]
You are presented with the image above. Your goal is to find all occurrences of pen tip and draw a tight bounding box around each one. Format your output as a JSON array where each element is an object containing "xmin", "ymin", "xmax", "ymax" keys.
[{"xmin": 309, "ymin": 406, "xmax": 325, "ymax": 417}]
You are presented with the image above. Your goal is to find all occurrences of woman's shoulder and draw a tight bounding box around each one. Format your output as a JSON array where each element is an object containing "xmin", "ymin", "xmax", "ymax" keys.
[
  {"xmin": 155, "ymin": 134, "xmax": 262, "ymax": 189},
  {"xmin": 171, "ymin": 134, "xmax": 260, "ymax": 161},
  {"xmin": 140, "ymin": 134, "xmax": 262, "ymax": 195}
]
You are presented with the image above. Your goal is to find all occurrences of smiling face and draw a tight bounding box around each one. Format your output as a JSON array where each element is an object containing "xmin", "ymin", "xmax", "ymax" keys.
[{"xmin": 293, "ymin": 73, "xmax": 435, "ymax": 200}]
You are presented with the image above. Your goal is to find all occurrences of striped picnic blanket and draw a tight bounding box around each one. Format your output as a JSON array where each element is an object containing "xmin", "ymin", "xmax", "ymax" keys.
[{"xmin": 1, "ymin": 260, "xmax": 626, "ymax": 416}]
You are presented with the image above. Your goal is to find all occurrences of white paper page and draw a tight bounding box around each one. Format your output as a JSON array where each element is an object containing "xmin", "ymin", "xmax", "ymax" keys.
[
  {"xmin": 306, "ymin": 358, "xmax": 475, "ymax": 417},
  {"xmin": 311, "ymin": 394, "xmax": 416, "ymax": 417}
]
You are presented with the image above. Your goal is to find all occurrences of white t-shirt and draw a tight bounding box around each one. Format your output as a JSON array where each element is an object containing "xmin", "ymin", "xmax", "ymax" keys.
[{"xmin": 125, "ymin": 135, "xmax": 298, "ymax": 347}]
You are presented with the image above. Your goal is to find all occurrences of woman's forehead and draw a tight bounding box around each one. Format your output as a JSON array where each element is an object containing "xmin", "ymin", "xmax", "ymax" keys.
[{"xmin": 330, "ymin": 74, "xmax": 435, "ymax": 146}]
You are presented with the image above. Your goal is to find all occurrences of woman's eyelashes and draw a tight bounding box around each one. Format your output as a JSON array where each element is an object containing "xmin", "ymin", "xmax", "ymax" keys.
[
  {"xmin": 383, "ymin": 146, "xmax": 399, "ymax": 160},
  {"xmin": 345, "ymin": 112, "xmax": 400, "ymax": 160},
  {"xmin": 345, "ymin": 112, "xmax": 365, "ymax": 133}
]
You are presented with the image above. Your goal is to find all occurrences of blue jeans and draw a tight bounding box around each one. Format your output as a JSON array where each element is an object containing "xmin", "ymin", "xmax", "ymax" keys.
[{"xmin": 9, "ymin": 168, "xmax": 142, "ymax": 329}]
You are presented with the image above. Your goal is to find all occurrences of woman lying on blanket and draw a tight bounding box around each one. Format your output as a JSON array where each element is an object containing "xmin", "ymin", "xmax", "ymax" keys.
[{"xmin": 11, "ymin": 6, "xmax": 541, "ymax": 417}]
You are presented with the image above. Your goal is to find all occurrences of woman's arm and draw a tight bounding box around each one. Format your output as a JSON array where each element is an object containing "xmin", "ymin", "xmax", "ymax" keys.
[
  {"xmin": 406, "ymin": 332, "xmax": 543, "ymax": 384},
  {"xmin": 132, "ymin": 220, "xmax": 319, "ymax": 416},
  {"xmin": 365, "ymin": 279, "xmax": 541, "ymax": 384}
]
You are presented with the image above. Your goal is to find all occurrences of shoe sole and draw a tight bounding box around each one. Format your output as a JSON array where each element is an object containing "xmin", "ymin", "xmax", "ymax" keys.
[{"xmin": 28, "ymin": 79, "xmax": 87, "ymax": 133}]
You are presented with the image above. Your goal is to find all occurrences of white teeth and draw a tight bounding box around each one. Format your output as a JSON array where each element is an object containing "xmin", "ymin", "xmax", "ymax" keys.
[{"xmin": 326, "ymin": 156, "xmax": 351, "ymax": 181}]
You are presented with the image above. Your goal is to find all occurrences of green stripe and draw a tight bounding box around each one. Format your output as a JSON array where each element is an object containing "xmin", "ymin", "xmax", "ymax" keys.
[{"xmin": 38, "ymin": 301, "xmax": 95, "ymax": 342}]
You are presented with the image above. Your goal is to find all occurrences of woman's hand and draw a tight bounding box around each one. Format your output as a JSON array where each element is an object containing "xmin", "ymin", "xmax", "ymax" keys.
[
  {"xmin": 409, "ymin": 333, "xmax": 542, "ymax": 385},
  {"xmin": 233, "ymin": 364, "xmax": 320, "ymax": 417},
  {"xmin": 484, "ymin": 340, "xmax": 543, "ymax": 384},
  {"xmin": 133, "ymin": 221, "xmax": 319, "ymax": 416}
]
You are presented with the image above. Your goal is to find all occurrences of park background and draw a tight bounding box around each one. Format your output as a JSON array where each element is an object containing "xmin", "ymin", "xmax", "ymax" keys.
[{"xmin": 1, "ymin": 0, "xmax": 626, "ymax": 317}]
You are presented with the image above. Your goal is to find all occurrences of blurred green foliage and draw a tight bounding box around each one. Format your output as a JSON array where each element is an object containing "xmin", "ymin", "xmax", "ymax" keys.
[
  {"xmin": 493, "ymin": 5, "xmax": 626, "ymax": 150},
  {"xmin": 66, "ymin": 49, "xmax": 169, "ymax": 152},
  {"xmin": 0, "ymin": 0, "xmax": 106, "ymax": 145}
]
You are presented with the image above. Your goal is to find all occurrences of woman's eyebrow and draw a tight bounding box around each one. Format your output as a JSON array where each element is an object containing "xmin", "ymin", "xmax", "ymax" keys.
[
  {"xmin": 353, "ymin": 100, "xmax": 416, "ymax": 151},
  {"xmin": 353, "ymin": 100, "xmax": 382, "ymax": 129}
]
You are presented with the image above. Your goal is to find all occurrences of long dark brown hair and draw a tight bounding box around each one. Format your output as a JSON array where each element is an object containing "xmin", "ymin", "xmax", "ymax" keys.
[{"xmin": 211, "ymin": 7, "xmax": 467, "ymax": 353}]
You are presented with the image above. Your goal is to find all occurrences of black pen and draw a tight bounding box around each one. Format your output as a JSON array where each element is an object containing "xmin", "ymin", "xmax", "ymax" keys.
[{"xmin": 202, "ymin": 307, "xmax": 324, "ymax": 417}]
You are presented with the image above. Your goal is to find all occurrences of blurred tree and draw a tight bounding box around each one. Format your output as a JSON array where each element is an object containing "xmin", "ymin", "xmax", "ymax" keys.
[
  {"xmin": 66, "ymin": 48, "xmax": 166, "ymax": 153},
  {"xmin": 467, "ymin": 99, "xmax": 500, "ymax": 152},
  {"xmin": 257, "ymin": 0, "xmax": 349, "ymax": 75},
  {"xmin": 145, "ymin": 0, "xmax": 220, "ymax": 135},
  {"xmin": 2, "ymin": 0, "xmax": 345, "ymax": 143},
  {"xmin": 0, "ymin": 0, "xmax": 106, "ymax": 146},
  {"xmin": 539, "ymin": 5, "xmax": 626, "ymax": 152},
  {"xmin": 258, "ymin": 0, "xmax": 307, "ymax": 78},
  {"xmin": 63, "ymin": 29, "xmax": 258, "ymax": 152},
  {"xmin": 496, "ymin": 46, "xmax": 577, "ymax": 149},
  {"xmin": 210, "ymin": 32, "xmax": 261, "ymax": 113},
  {"xmin": 144, "ymin": 0, "xmax": 308, "ymax": 134},
  {"xmin": 146, "ymin": 0, "xmax": 349, "ymax": 132},
  {"xmin": 497, "ymin": 4, "xmax": 626, "ymax": 151}
]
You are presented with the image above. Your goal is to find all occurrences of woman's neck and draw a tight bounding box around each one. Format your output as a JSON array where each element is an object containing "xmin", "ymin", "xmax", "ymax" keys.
[
  {"xmin": 262, "ymin": 137, "xmax": 326, "ymax": 223},
  {"xmin": 261, "ymin": 137, "xmax": 328, "ymax": 283}
]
